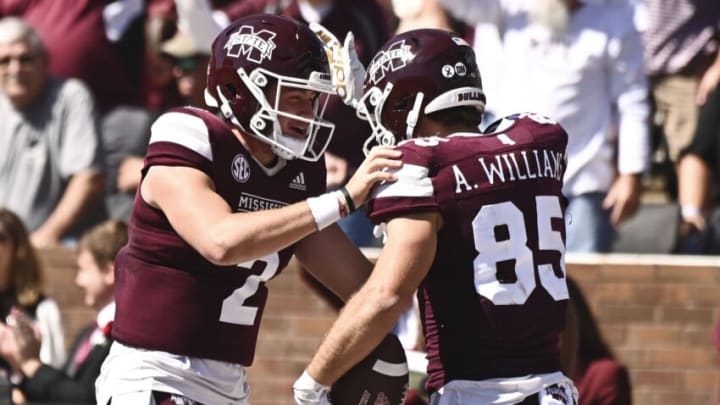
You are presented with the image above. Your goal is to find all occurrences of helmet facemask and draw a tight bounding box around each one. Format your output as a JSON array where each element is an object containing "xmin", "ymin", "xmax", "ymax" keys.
[
  {"xmin": 357, "ymin": 83, "xmax": 428, "ymax": 156},
  {"xmin": 356, "ymin": 84, "xmax": 397, "ymax": 156},
  {"xmin": 210, "ymin": 66, "xmax": 335, "ymax": 162}
]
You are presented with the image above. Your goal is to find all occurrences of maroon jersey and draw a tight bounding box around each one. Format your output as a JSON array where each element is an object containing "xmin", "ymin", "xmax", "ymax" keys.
[
  {"xmin": 112, "ymin": 107, "xmax": 326, "ymax": 366},
  {"xmin": 368, "ymin": 114, "xmax": 570, "ymax": 392}
]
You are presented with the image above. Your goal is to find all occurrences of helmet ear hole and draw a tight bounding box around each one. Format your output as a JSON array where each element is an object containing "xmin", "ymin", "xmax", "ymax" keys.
[
  {"xmin": 253, "ymin": 73, "xmax": 268, "ymax": 87},
  {"xmin": 251, "ymin": 116, "xmax": 266, "ymax": 130},
  {"xmin": 393, "ymin": 94, "xmax": 415, "ymax": 111},
  {"xmin": 380, "ymin": 131, "xmax": 395, "ymax": 147},
  {"xmin": 223, "ymin": 83, "xmax": 238, "ymax": 98}
]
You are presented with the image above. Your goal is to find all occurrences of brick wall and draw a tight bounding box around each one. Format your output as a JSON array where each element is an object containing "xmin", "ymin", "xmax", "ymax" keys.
[
  {"xmin": 37, "ymin": 248, "xmax": 720, "ymax": 405},
  {"xmin": 567, "ymin": 253, "xmax": 720, "ymax": 405}
]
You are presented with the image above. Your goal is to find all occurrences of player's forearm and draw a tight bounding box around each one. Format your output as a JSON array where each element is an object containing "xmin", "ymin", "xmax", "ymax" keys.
[
  {"xmin": 307, "ymin": 214, "xmax": 437, "ymax": 382},
  {"xmin": 307, "ymin": 285, "xmax": 410, "ymax": 385},
  {"xmin": 295, "ymin": 226, "xmax": 374, "ymax": 302},
  {"xmin": 205, "ymin": 201, "xmax": 323, "ymax": 265},
  {"xmin": 205, "ymin": 143, "xmax": 405, "ymax": 265}
]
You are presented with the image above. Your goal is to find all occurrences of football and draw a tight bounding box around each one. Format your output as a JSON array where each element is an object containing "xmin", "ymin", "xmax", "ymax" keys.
[{"xmin": 330, "ymin": 334, "xmax": 409, "ymax": 405}]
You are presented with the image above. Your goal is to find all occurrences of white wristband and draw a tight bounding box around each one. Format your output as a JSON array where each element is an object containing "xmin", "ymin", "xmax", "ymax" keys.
[
  {"xmin": 307, "ymin": 192, "xmax": 342, "ymax": 230},
  {"xmin": 681, "ymin": 206, "xmax": 703, "ymax": 219}
]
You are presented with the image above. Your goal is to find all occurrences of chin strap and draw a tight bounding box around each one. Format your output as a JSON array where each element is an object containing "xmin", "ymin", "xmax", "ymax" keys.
[
  {"xmin": 204, "ymin": 88, "xmax": 219, "ymax": 108},
  {"xmin": 405, "ymin": 92, "xmax": 424, "ymax": 139},
  {"xmin": 214, "ymin": 86, "xmax": 243, "ymax": 129}
]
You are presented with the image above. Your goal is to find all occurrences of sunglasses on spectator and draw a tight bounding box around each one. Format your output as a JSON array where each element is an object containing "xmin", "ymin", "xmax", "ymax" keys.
[
  {"xmin": 175, "ymin": 56, "xmax": 203, "ymax": 73},
  {"xmin": 0, "ymin": 53, "xmax": 37, "ymax": 67}
]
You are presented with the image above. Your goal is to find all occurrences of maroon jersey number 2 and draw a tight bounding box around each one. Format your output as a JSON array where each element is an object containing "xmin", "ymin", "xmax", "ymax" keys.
[{"xmin": 220, "ymin": 252, "xmax": 280, "ymax": 325}]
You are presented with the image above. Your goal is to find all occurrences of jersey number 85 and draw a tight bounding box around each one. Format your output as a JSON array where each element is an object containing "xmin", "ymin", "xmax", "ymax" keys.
[{"xmin": 473, "ymin": 196, "xmax": 568, "ymax": 305}]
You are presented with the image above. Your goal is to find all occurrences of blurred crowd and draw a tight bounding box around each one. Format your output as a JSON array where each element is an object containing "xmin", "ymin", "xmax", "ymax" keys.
[{"xmin": 0, "ymin": 0, "xmax": 719, "ymax": 403}]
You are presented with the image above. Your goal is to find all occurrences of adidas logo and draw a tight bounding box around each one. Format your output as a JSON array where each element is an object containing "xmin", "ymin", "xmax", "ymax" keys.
[{"xmin": 289, "ymin": 172, "xmax": 307, "ymax": 191}]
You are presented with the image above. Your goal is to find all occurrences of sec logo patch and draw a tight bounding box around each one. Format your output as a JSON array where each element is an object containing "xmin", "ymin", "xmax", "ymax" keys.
[{"xmin": 231, "ymin": 154, "xmax": 251, "ymax": 183}]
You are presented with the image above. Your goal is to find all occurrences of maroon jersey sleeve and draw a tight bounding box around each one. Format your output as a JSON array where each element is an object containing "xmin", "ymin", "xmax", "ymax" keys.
[
  {"xmin": 368, "ymin": 114, "xmax": 571, "ymax": 392},
  {"xmin": 112, "ymin": 108, "xmax": 326, "ymax": 366},
  {"xmin": 142, "ymin": 108, "xmax": 215, "ymax": 176}
]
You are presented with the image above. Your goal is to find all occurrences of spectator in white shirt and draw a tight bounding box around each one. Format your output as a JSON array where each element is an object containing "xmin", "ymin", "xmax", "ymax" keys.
[{"xmin": 440, "ymin": 0, "xmax": 651, "ymax": 252}]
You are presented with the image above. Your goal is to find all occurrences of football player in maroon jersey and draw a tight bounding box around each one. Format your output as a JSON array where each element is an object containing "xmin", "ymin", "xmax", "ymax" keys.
[
  {"xmin": 295, "ymin": 29, "xmax": 578, "ymax": 405},
  {"xmin": 94, "ymin": 14, "xmax": 401, "ymax": 405}
]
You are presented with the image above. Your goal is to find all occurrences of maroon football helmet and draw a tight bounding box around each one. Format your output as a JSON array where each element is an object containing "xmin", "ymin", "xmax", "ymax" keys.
[
  {"xmin": 356, "ymin": 29, "xmax": 485, "ymax": 155},
  {"xmin": 204, "ymin": 14, "xmax": 335, "ymax": 161}
]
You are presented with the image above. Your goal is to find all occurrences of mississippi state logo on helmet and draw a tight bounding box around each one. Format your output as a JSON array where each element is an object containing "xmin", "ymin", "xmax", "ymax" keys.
[
  {"xmin": 330, "ymin": 334, "xmax": 409, "ymax": 405},
  {"xmin": 356, "ymin": 29, "xmax": 485, "ymax": 155},
  {"xmin": 204, "ymin": 14, "xmax": 335, "ymax": 162},
  {"xmin": 223, "ymin": 25, "xmax": 276, "ymax": 63}
]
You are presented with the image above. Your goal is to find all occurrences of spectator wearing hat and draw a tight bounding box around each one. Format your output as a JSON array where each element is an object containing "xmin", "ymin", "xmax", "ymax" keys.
[{"xmin": 161, "ymin": 31, "xmax": 211, "ymax": 108}]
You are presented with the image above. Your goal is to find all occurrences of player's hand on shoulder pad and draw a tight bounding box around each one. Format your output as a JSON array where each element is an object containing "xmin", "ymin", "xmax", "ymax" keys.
[
  {"xmin": 309, "ymin": 23, "xmax": 366, "ymax": 108},
  {"xmin": 294, "ymin": 370, "xmax": 332, "ymax": 405},
  {"xmin": 344, "ymin": 146, "xmax": 402, "ymax": 208}
]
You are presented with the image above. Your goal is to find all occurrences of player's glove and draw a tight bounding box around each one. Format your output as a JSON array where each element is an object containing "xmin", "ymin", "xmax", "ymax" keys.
[
  {"xmin": 293, "ymin": 370, "xmax": 332, "ymax": 405},
  {"xmin": 309, "ymin": 23, "xmax": 366, "ymax": 109}
]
